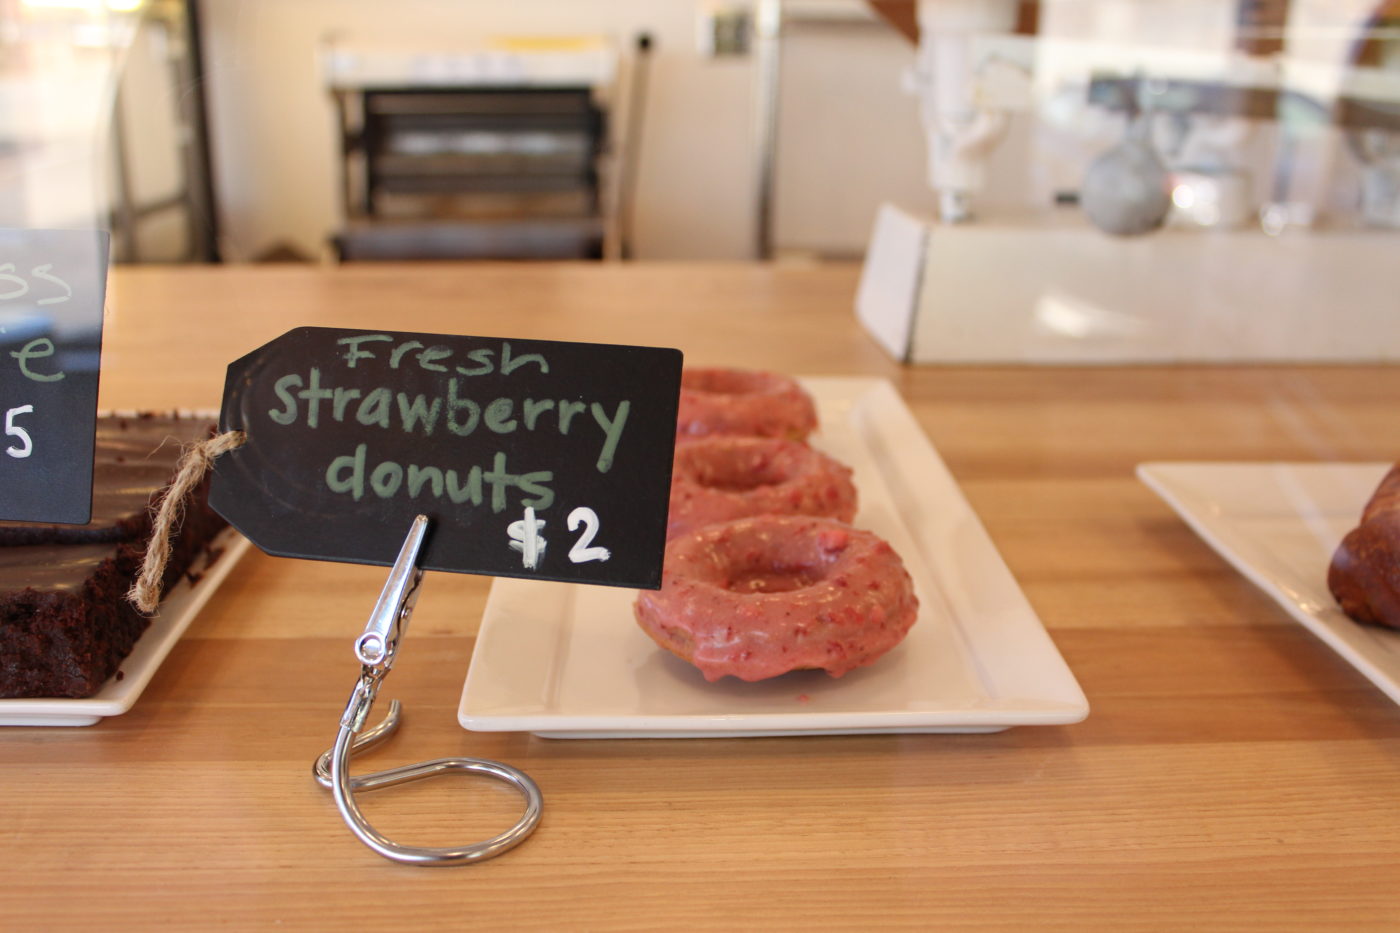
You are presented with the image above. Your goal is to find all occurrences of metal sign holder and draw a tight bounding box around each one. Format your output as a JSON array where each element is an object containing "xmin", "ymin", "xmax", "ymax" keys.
[{"xmin": 311, "ymin": 514, "xmax": 543, "ymax": 865}]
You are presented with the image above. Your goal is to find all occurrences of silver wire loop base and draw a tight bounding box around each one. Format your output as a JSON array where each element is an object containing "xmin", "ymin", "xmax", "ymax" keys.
[
  {"xmin": 313, "ymin": 698, "xmax": 543, "ymax": 866},
  {"xmin": 312, "ymin": 515, "xmax": 543, "ymax": 866}
]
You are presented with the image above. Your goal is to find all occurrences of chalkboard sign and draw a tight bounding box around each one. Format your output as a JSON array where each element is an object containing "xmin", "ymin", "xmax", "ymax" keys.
[
  {"xmin": 0, "ymin": 229, "xmax": 108, "ymax": 524},
  {"xmin": 211, "ymin": 327, "xmax": 683, "ymax": 588}
]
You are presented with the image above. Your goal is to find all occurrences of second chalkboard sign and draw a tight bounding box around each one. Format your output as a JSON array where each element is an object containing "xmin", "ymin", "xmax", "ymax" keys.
[
  {"xmin": 211, "ymin": 327, "xmax": 683, "ymax": 589},
  {"xmin": 0, "ymin": 228, "xmax": 108, "ymax": 525}
]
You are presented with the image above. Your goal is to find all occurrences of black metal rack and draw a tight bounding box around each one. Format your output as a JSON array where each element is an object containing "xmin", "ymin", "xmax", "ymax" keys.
[{"xmin": 333, "ymin": 86, "xmax": 607, "ymax": 261}]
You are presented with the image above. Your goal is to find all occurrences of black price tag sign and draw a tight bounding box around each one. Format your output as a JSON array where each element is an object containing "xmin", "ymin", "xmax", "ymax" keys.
[
  {"xmin": 0, "ymin": 229, "xmax": 108, "ymax": 525},
  {"xmin": 211, "ymin": 327, "xmax": 683, "ymax": 588}
]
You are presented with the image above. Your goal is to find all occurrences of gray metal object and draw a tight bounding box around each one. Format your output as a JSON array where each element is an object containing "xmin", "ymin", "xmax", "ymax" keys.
[
  {"xmin": 1081, "ymin": 115, "xmax": 1171, "ymax": 237},
  {"xmin": 752, "ymin": 0, "xmax": 783, "ymax": 259},
  {"xmin": 313, "ymin": 514, "xmax": 543, "ymax": 866}
]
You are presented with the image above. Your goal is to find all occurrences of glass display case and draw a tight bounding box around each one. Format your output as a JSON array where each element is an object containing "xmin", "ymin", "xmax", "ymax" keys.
[
  {"xmin": 0, "ymin": 0, "xmax": 216, "ymax": 262},
  {"xmin": 850, "ymin": 0, "xmax": 1400, "ymax": 362}
]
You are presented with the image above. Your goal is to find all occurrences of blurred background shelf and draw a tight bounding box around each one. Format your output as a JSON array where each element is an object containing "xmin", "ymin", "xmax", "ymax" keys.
[{"xmin": 331, "ymin": 84, "xmax": 609, "ymax": 261}]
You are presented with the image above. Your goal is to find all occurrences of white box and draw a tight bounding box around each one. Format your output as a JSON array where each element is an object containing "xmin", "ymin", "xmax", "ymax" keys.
[{"xmin": 856, "ymin": 202, "xmax": 1400, "ymax": 363}]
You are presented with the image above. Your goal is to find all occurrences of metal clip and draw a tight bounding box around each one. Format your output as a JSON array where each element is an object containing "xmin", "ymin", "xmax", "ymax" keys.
[
  {"xmin": 313, "ymin": 514, "xmax": 542, "ymax": 866},
  {"xmin": 353, "ymin": 514, "xmax": 425, "ymax": 670}
]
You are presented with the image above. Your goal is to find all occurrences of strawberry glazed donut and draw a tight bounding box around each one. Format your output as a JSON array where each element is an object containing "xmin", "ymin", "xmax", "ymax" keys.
[
  {"xmin": 676, "ymin": 367, "xmax": 818, "ymax": 441},
  {"xmin": 668, "ymin": 436, "xmax": 857, "ymax": 539},
  {"xmin": 634, "ymin": 515, "xmax": 919, "ymax": 682}
]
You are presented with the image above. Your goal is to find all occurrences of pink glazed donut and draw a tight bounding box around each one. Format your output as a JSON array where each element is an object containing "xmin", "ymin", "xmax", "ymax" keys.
[
  {"xmin": 667, "ymin": 436, "xmax": 856, "ymax": 539},
  {"xmin": 676, "ymin": 368, "xmax": 818, "ymax": 441},
  {"xmin": 634, "ymin": 515, "xmax": 919, "ymax": 682}
]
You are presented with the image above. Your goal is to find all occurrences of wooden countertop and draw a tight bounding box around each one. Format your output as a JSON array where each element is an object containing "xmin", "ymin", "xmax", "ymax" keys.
[{"xmin": 7, "ymin": 262, "xmax": 1400, "ymax": 929}]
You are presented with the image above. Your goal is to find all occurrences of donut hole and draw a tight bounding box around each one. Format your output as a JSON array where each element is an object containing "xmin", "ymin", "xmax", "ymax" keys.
[
  {"xmin": 728, "ymin": 563, "xmax": 822, "ymax": 593},
  {"xmin": 682, "ymin": 449, "xmax": 792, "ymax": 493},
  {"xmin": 719, "ymin": 547, "xmax": 826, "ymax": 593},
  {"xmin": 682, "ymin": 368, "xmax": 774, "ymax": 397}
]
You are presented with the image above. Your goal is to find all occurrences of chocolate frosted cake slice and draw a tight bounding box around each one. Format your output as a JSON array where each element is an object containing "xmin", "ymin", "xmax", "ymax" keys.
[{"xmin": 0, "ymin": 413, "xmax": 229, "ymax": 698}]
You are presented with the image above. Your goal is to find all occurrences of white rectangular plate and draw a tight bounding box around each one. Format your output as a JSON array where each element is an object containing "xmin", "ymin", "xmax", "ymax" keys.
[
  {"xmin": 459, "ymin": 378, "xmax": 1088, "ymax": 738},
  {"xmin": 1138, "ymin": 461, "xmax": 1400, "ymax": 705},
  {"xmin": 0, "ymin": 529, "xmax": 251, "ymax": 726}
]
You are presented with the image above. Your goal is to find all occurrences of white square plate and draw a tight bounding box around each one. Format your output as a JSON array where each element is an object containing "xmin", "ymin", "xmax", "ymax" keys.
[
  {"xmin": 458, "ymin": 378, "xmax": 1087, "ymax": 738},
  {"xmin": 0, "ymin": 529, "xmax": 251, "ymax": 726},
  {"xmin": 1138, "ymin": 461, "xmax": 1400, "ymax": 704}
]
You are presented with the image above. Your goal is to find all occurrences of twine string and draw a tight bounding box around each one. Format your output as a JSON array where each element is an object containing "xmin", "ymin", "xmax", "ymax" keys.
[{"xmin": 128, "ymin": 429, "xmax": 245, "ymax": 615}]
